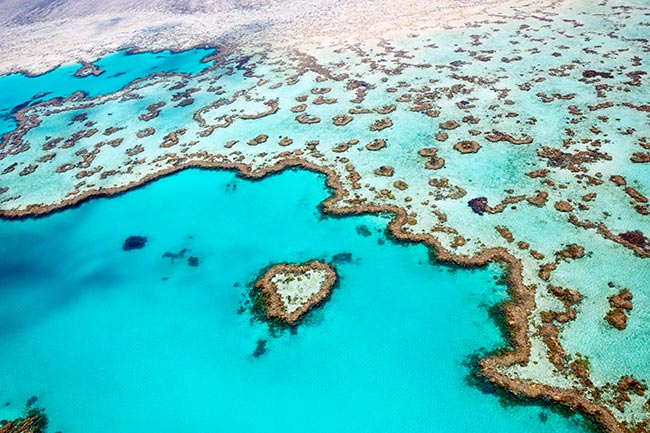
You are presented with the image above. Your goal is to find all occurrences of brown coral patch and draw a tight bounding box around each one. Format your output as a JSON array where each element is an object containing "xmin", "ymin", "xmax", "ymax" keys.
[
  {"xmin": 1, "ymin": 163, "xmax": 16, "ymax": 175},
  {"xmin": 496, "ymin": 225, "xmax": 514, "ymax": 242},
  {"xmin": 291, "ymin": 104, "xmax": 307, "ymax": 113},
  {"xmin": 332, "ymin": 142, "xmax": 350, "ymax": 153},
  {"xmin": 548, "ymin": 285, "xmax": 583, "ymax": 306},
  {"xmin": 530, "ymin": 250, "xmax": 545, "ymax": 260},
  {"xmin": 366, "ymin": 139, "xmax": 386, "ymax": 151},
  {"xmin": 295, "ymin": 113, "xmax": 321, "ymax": 124},
  {"xmin": 439, "ymin": 120, "xmax": 459, "ymax": 130},
  {"xmin": 485, "ymin": 131, "xmax": 533, "ymax": 144},
  {"xmin": 311, "ymin": 87, "xmax": 331, "ymax": 95},
  {"xmin": 74, "ymin": 61, "xmax": 104, "ymax": 77},
  {"xmin": 538, "ymin": 146, "xmax": 611, "ymax": 172},
  {"xmin": 610, "ymin": 289, "xmax": 633, "ymax": 311},
  {"xmin": 555, "ymin": 244, "xmax": 585, "ymax": 261},
  {"xmin": 605, "ymin": 289, "xmax": 633, "ymax": 330},
  {"xmin": 453, "ymin": 140, "xmax": 480, "ymax": 154},
  {"xmin": 452, "ymin": 235, "xmax": 466, "ymax": 247},
  {"xmin": 19, "ymin": 164, "xmax": 38, "ymax": 176},
  {"xmin": 332, "ymin": 114, "xmax": 353, "ymax": 126},
  {"xmin": 103, "ymin": 126, "xmax": 122, "ymax": 136},
  {"xmin": 526, "ymin": 191, "xmax": 548, "ymax": 207},
  {"xmin": 425, "ymin": 157, "xmax": 445, "ymax": 170},
  {"xmin": 313, "ymin": 95, "xmax": 337, "ymax": 105},
  {"xmin": 370, "ymin": 118, "xmax": 393, "ymax": 131},
  {"xmin": 247, "ymin": 134, "xmax": 268, "ymax": 146},
  {"xmin": 418, "ymin": 148, "xmax": 438, "ymax": 157},
  {"xmin": 126, "ymin": 145, "xmax": 144, "ymax": 156},
  {"xmin": 538, "ymin": 263, "xmax": 556, "ymax": 281},
  {"xmin": 160, "ymin": 129, "xmax": 185, "ymax": 148},
  {"xmin": 612, "ymin": 376, "xmax": 647, "ymax": 412},
  {"xmin": 374, "ymin": 165, "xmax": 394, "ymax": 177},
  {"xmin": 239, "ymin": 99, "xmax": 279, "ymax": 119},
  {"xmin": 630, "ymin": 152, "xmax": 650, "ymax": 163},
  {"xmin": 526, "ymin": 169, "xmax": 549, "ymax": 178},
  {"xmin": 582, "ymin": 70, "xmax": 613, "ymax": 79},
  {"xmin": 374, "ymin": 104, "xmax": 396, "ymax": 114},
  {"xmin": 624, "ymin": 187, "xmax": 648, "ymax": 203},
  {"xmin": 537, "ymin": 324, "xmax": 566, "ymax": 368},
  {"xmin": 434, "ymin": 133, "xmax": 449, "ymax": 142},
  {"xmin": 554, "ymin": 200, "xmax": 573, "ymax": 212},
  {"xmin": 55, "ymin": 163, "xmax": 75, "ymax": 173},
  {"xmin": 605, "ymin": 309, "xmax": 629, "ymax": 330},
  {"xmin": 136, "ymin": 128, "xmax": 155, "ymax": 138},
  {"xmin": 610, "ymin": 175, "xmax": 627, "ymax": 186},
  {"xmin": 138, "ymin": 102, "xmax": 165, "ymax": 122}
]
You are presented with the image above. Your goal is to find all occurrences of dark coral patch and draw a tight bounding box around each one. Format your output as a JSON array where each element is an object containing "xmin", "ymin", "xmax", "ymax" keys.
[
  {"xmin": 122, "ymin": 236, "xmax": 147, "ymax": 251},
  {"xmin": 332, "ymin": 252, "xmax": 353, "ymax": 264},
  {"xmin": 356, "ymin": 225, "xmax": 372, "ymax": 237},
  {"xmin": 252, "ymin": 339, "xmax": 267, "ymax": 358},
  {"xmin": 582, "ymin": 70, "xmax": 613, "ymax": 79},
  {"xmin": 468, "ymin": 197, "xmax": 489, "ymax": 215},
  {"xmin": 162, "ymin": 248, "xmax": 189, "ymax": 262},
  {"xmin": 619, "ymin": 230, "xmax": 649, "ymax": 250}
]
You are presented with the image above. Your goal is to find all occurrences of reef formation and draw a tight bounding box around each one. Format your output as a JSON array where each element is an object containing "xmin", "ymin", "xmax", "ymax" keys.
[
  {"xmin": 254, "ymin": 260, "xmax": 337, "ymax": 324},
  {"xmin": 0, "ymin": 0, "xmax": 648, "ymax": 432},
  {"xmin": 0, "ymin": 409, "xmax": 47, "ymax": 433}
]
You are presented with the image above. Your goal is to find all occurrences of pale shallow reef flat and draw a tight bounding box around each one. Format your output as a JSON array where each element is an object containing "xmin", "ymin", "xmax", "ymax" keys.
[{"xmin": 0, "ymin": 0, "xmax": 649, "ymax": 431}]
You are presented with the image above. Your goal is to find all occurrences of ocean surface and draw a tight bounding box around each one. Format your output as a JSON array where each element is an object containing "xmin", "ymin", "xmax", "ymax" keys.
[
  {"xmin": 0, "ymin": 49, "xmax": 595, "ymax": 433},
  {"xmin": 0, "ymin": 168, "xmax": 594, "ymax": 433}
]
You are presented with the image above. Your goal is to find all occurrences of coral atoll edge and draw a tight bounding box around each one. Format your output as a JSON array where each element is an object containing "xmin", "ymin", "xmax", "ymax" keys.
[{"xmin": 0, "ymin": 155, "xmax": 630, "ymax": 433}]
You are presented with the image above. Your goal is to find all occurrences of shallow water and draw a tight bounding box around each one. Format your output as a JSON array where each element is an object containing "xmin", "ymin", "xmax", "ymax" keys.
[
  {"xmin": 0, "ymin": 168, "xmax": 593, "ymax": 433},
  {"xmin": 0, "ymin": 48, "xmax": 215, "ymax": 135}
]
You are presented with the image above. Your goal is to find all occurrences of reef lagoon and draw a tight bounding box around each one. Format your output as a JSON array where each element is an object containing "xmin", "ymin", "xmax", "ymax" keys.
[
  {"xmin": 0, "ymin": 48, "xmax": 216, "ymax": 137},
  {"xmin": 0, "ymin": 52, "xmax": 596, "ymax": 429},
  {"xmin": 0, "ymin": 168, "xmax": 593, "ymax": 433}
]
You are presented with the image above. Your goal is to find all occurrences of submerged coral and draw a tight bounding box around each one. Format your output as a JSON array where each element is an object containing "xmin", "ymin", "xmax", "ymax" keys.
[{"xmin": 122, "ymin": 235, "xmax": 147, "ymax": 251}]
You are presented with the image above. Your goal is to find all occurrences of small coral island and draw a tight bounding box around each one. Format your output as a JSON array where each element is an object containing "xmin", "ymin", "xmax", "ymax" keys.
[{"xmin": 254, "ymin": 260, "xmax": 336, "ymax": 325}]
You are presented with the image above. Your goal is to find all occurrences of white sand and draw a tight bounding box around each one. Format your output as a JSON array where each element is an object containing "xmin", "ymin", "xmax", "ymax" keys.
[
  {"xmin": 0, "ymin": 0, "xmax": 519, "ymax": 75},
  {"xmin": 271, "ymin": 269, "xmax": 329, "ymax": 314}
]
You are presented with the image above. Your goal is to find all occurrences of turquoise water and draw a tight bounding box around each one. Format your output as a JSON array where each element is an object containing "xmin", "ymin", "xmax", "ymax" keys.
[
  {"xmin": 0, "ymin": 168, "xmax": 593, "ymax": 433},
  {"xmin": 0, "ymin": 43, "xmax": 599, "ymax": 433},
  {"xmin": 0, "ymin": 48, "xmax": 215, "ymax": 135}
]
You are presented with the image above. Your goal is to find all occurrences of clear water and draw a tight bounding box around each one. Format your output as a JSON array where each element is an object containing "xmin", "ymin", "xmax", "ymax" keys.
[
  {"xmin": 0, "ymin": 41, "xmax": 600, "ymax": 433},
  {"xmin": 0, "ymin": 48, "xmax": 216, "ymax": 135},
  {"xmin": 0, "ymin": 168, "xmax": 593, "ymax": 433}
]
